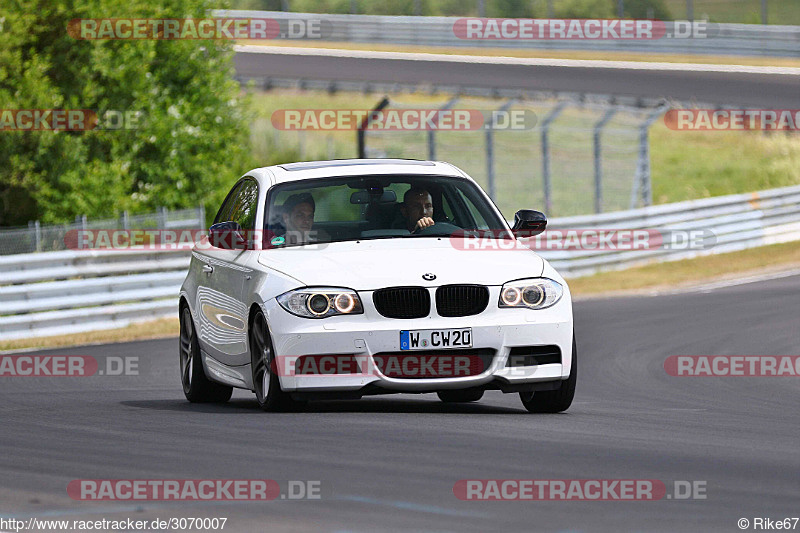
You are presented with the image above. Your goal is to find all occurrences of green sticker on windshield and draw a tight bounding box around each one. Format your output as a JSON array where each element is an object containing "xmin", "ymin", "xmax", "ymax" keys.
[{"xmin": 270, "ymin": 236, "xmax": 285, "ymax": 246}]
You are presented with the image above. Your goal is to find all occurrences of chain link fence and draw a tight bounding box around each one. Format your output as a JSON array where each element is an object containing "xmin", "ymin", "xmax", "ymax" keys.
[
  {"xmin": 229, "ymin": 1, "xmax": 798, "ymax": 25},
  {"xmin": 361, "ymin": 96, "xmax": 665, "ymax": 218},
  {"xmin": 0, "ymin": 206, "xmax": 205, "ymax": 255}
]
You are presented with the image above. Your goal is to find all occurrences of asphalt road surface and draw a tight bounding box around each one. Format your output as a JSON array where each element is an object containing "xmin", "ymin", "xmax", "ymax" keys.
[
  {"xmin": 1, "ymin": 274, "xmax": 799, "ymax": 532},
  {"xmin": 234, "ymin": 47, "xmax": 800, "ymax": 108}
]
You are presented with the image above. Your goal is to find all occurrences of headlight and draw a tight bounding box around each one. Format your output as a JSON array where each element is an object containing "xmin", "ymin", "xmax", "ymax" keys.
[
  {"xmin": 277, "ymin": 288, "xmax": 363, "ymax": 319},
  {"xmin": 499, "ymin": 278, "xmax": 563, "ymax": 310}
]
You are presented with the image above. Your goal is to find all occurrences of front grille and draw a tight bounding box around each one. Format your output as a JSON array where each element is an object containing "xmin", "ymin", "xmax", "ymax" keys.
[
  {"xmin": 506, "ymin": 345, "xmax": 562, "ymax": 367},
  {"xmin": 373, "ymin": 287, "xmax": 430, "ymax": 319},
  {"xmin": 435, "ymin": 285, "xmax": 489, "ymax": 317},
  {"xmin": 373, "ymin": 348, "xmax": 496, "ymax": 379}
]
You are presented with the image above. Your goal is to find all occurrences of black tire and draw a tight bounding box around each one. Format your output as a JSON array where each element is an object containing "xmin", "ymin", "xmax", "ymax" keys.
[
  {"xmin": 520, "ymin": 337, "xmax": 577, "ymax": 413},
  {"xmin": 437, "ymin": 389, "xmax": 484, "ymax": 403},
  {"xmin": 179, "ymin": 306, "xmax": 233, "ymax": 403},
  {"xmin": 250, "ymin": 310, "xmax": 306, "ymax": 412}
]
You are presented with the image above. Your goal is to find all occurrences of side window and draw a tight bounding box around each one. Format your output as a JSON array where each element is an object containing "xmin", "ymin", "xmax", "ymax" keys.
[
  {"xmin": 214, "ymin": 182, "xmax": 242, "ymax": 224},
  {"xmin": 453, "ymin": 187, "xmax": 491, "ymax": 230},
  {"xmin": 441, "ymin": 194, "xmax": 455, "ymax": 222},
  {"xmin": 230, "ymin": 180, "xmax": 259, "ymax": 230}
]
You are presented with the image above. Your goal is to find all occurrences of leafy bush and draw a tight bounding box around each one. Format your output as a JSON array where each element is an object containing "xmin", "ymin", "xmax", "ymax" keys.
[
  {"xmin": 0, "ymin": 0, "xmax": 254, "ymax": 226},
  {"xmin": 619, "ymin": 0, "xmax": 672, "ymax": 19},
  {"xmin": 555, "ymin": 0, "xmax": 614, "ymax": 18},
  {"xmin": 227, "ymin": 0, "xmax": 672, "ymax": 18}
]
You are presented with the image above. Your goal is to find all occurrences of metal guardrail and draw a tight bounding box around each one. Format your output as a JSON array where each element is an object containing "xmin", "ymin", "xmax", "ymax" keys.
[
  {"xmin": 217, "ymin": 10, "xmax": 800, "ymax": 58},
  {"xmin": 0, "ymin": 250, "xmax": 190, "ymax": 340},
  {"xmin": 539, "ymin": 184, "xmax": 800, "ymax": 277},
  {"xmin": 0, "ymin": 206, "xmax": 205, "ymax": 255},
  {"xmin": 2, "ymin": 185, "xmax": 800, "ymax": 340}
]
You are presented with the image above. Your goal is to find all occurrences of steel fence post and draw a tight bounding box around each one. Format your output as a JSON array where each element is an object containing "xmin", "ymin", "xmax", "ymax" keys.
[
  {"xmin": 486, "ymin": 99, "xmax": 516, "ymax": 202},
  {"xmin": 358, "ymin": 96, "xmax": 390, "ymax": 159},
  {"xmin": 593, "ymin": 107, "xmax": 617, "ymax": 214},
  {"xmin": 299, "ymin": 130, "xmax": 306, "ymax": 160},
  {"xmin": 540, "ymin": 101, "xmax": 568, "ymax": 214},
  {"xmin": 631, "ymin": 105, "xmax": 668, "ymax": 209},
  {"xmin": 429, "ymin": 97, "xmax": 459, "ymax": 161},
  {"xmin": 29, "ymin": 221, "xmax": 41, "ymax": 253}
]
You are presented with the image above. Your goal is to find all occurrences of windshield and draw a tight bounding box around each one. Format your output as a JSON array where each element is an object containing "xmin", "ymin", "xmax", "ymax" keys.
[{"xmin": 264, "ymin": 174, "xmax": 510, "ymax": 247}]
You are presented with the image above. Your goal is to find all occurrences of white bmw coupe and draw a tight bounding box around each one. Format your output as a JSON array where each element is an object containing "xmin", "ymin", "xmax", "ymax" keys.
[{"xmin": 179, "ymin": 159, "xmax": 575, "ymax": 412}]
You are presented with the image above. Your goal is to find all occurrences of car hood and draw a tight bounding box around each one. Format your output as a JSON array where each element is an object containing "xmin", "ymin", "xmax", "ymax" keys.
[{"xmin": 257, "ymin": 238, "xmax": 544, "ymax": 290}]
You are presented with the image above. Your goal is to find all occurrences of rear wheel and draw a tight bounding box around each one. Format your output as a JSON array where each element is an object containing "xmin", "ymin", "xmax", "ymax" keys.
[
  {"xmin": 179, "ymin": 306, "xmax": 233, "ymax": 403},
  {"xmin": 520, "ymin": 337, "xmax": 577, "ymax": 413},
  {"xmin": 250, "ymin": 310, "xmax": 305, "ymax": 412},
  {"xmin": 437, "ymin": 389, "xmax": 484, "ymax": 403}
]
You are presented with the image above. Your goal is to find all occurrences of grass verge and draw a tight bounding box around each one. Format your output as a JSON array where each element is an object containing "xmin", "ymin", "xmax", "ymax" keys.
[
  {"xmin": 663, "ymin": 0, "xmax": 800, "ymax": 25},
  {"xmin": 0, "ymin": 318, "xmax": 179, "ymax": 353},
  {"xmin": 568, "ymin": 239, "xmax": 800, "ymax": 296}
]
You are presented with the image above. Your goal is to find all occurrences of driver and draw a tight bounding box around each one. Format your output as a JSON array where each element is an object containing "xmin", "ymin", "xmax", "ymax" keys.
[
  {"xmin": 281, "ymin": 192, "xmax": 317, "ymax": 244},
  {"xmin": 400, "ymin": 187, "xmax": 435, "ymax": 233}
]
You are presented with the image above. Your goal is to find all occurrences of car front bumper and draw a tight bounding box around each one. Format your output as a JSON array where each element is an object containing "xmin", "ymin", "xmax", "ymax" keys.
[{"xmin": 263, "ymin": 287, "xmax": 573, "ymax": 394}]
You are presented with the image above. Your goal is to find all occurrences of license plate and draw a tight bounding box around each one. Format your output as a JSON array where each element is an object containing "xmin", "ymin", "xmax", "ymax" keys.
[{"xmin": 400, "ymin": 328, "xmax": 472, "ymax": 350}]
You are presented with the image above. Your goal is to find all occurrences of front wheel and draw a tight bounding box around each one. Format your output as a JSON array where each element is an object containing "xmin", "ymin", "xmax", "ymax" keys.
[
  {"xmin": 520, "ymin": 337, "xmax": 577, "ymax": 413},
  {"xmin": 179, "ymin": 306, "xmax": 233, "ymax": 403},
  {"xmin": 250, "ymin": 310, "xmax": 305, "ymax": 412}
]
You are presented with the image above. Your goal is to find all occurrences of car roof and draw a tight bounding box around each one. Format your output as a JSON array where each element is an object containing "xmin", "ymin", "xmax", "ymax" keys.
[{"xmin": 245, "ymin": 159, "xmax": 469, "ymax": 187}]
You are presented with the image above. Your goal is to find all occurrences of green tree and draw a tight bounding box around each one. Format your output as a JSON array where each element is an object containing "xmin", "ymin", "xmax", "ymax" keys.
[
  {"xmin": 619, "ymin": 0, "xmax": 672, "ymax": 20},
  {"xmin": 555, "ymin": 0, "xmax": 613, "ymax": 18},
  {"xmin": 486, "ymin": 0, "xmax": 539, "ymax": 18},
  {"xmin": 0, "ymin": 0, "xmax": 254, "ymax": 226}
]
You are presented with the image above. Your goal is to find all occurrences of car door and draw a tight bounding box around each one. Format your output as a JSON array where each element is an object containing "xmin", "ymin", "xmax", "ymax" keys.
[{"xmin": 194, "ymin": 178, "xmax": 260, "ymax": 367}]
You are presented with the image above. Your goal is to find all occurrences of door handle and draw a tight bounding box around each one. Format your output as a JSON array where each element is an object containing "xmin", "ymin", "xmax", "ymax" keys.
[{"xmin": 202, "ymin": 264, "xmax": 214, "ymax": 274}]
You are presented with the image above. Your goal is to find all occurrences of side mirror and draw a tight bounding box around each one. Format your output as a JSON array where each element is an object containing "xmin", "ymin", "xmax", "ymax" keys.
[
  {"xmin": 512, "ymin": 210, "xmax": 547, "ymax": 237},
  {"xmin": 209, "ymin": 221, "xmax": 246, "ymax": 250}
]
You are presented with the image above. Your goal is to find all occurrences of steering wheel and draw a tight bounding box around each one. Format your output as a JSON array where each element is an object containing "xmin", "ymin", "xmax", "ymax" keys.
[{"xmin": 412, "ymin": 221, "xmax": 461, "ymax": 236}]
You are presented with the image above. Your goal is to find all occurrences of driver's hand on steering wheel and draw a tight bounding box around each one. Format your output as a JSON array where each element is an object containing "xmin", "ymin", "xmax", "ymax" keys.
[{"xmin": 413, "ymin": 217, "xmax": 435, "ymax": 232}]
